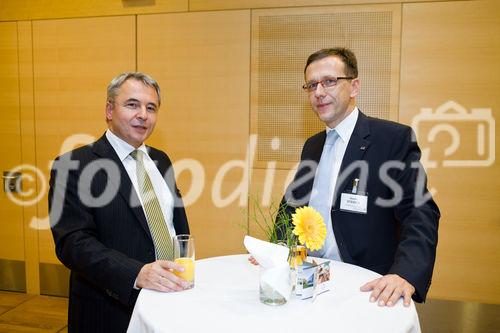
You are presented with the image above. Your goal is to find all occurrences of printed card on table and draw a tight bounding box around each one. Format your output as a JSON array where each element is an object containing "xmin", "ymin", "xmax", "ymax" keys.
[{"xmin": 295, "ymin": 260, "xmax": 331, "ymax": 300}]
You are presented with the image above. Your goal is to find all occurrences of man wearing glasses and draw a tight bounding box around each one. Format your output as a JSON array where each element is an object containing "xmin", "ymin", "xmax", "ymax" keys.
[{"xmin": 282, "ymin": 48, "xmax": 440, "ymax": 307}]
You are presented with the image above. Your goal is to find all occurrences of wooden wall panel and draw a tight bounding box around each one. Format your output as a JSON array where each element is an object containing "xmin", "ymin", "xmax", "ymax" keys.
[
  {"xmin": 0, "ymin": 22, "xmax": 24, "ymax": 261},
  {"xmin": 251, "ymin": 5, "xmax": 401, "ymax": 169},
  {"xmin": 32, "ymin": 16, "xmax": 136, "ymax": 264},
  {"xmin": 0, "ymin": 0, "xmax": 187, "ymax": 21},
  {"xmin": 400, "ymin": 0, "xmax": 500, "ymax": 304},
  {"xmin": 137, "ymin": 10, "xmax": 251, "ymax": 258},
  {"xmin": 190, "ymin": 0, "xmax": 436, "ymax": 11}
]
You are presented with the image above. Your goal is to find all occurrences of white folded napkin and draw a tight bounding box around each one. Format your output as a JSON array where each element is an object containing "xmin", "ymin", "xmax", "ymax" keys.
[{"xmin": 244, "ymin": 236, "xmax": 291, "ymax": 300}]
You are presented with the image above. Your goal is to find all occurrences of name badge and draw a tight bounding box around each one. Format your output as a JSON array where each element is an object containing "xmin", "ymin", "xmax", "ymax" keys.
[{"xmin": 340, "ymin": 193, "xmax": 368, "ymax": 214}]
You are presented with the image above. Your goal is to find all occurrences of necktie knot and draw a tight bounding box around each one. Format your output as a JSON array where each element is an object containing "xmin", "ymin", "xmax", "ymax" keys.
[
  {"xmin": 325, "ymin": 130, "xmax": 339, "ymax": 145},
  {"xmin": 130, "ymin": 149, "xmax": 144, "ymax": 161}
]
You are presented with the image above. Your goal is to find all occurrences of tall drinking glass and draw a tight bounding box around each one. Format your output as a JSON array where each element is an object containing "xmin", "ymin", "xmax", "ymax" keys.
[{"xmin": 173, "ymin": 234, "xmax": 195, "ymax": 289}]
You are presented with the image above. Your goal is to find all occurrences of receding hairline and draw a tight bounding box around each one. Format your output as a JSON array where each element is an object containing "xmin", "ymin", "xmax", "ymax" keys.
[
  {"xmin": 303, "ymin": 55, "xmax": 347, "ymax": 75},
  {"xmin": 304, "ymin": 48, "xmax": 358, "ymax": 78}
]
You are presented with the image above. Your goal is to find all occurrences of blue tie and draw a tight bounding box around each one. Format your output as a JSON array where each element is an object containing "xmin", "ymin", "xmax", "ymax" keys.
[{"xmin": 308, "ymin": 130, "xmax": 341, "ymax": 260}]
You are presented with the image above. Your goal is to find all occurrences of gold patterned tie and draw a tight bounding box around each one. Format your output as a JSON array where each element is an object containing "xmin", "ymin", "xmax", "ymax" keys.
[{"xmin": 130, "ymin": 149, "xmax": 173, "ymax": 260}]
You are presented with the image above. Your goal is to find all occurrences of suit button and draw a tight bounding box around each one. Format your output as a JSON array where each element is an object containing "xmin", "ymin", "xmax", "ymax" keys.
[{"xmin": 148, "ymin": 249, "xmax": 154, "ymax": 255}]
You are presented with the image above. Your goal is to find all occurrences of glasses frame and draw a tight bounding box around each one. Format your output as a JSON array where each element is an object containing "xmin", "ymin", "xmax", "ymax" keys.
[{"xmin": 302, "ymin": 77, "xmax": 355, "ymax": 93}]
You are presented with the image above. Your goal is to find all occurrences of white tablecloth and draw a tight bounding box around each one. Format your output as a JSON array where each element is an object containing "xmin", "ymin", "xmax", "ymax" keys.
[{"xmin": 128, "ymin": 254, "xmax": 420, "ymax": 333}]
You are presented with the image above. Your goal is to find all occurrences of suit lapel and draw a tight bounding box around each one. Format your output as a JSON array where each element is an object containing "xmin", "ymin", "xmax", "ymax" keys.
[
  {"xmin": 306, "ymin": 133, "xmax": 326, "ymax": 164},
  {"xmin": 92, "ymin": 134, "xmax": 153, "ymax": 242},
  {"xmin": 286, "ymin": 131, "xmax": 326, "ymax": 206},
  {"xmin": 302, "ymin": 132, "xmax": 326, "ymax": 201}
]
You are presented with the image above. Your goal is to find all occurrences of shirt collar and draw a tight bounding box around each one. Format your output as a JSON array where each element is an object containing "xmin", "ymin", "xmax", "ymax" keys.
[
  {"xmin": 105, "ymin": 129, "xmax": 148, "ymax": 161},
  {"xmin": 326, "ymin": 107, "xmax": 359, "ymax": 143}
]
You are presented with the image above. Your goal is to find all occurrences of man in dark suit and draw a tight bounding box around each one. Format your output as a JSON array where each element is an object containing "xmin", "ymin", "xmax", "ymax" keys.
[
  {"xmin": 281, "ymin": 48, "xmax": 439, "ymax": 307},
  {"xmin": 49, "ymin": 72, "xmax": 191, "ymax": 332}
]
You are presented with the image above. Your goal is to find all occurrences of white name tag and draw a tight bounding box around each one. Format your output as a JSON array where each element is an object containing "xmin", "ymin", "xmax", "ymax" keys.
[{"xmin": 340, "ymin": 193, "xmax": 368, "ymax": 214}]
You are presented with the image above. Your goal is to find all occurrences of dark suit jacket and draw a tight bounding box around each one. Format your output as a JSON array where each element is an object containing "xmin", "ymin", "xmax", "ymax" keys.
[
  {"xmin": 49, "ymin": 134, "xmax": 189, "ymax": 332},
  {"xmin": 282, "ymin": 111, "xmax": 440, "ymax": 302}
]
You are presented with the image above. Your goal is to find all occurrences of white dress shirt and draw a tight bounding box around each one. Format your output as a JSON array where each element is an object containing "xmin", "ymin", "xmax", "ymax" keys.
[
  {"xmin": 105, "ymin": 130, "xmax": 177, "ymax": 248},
  {"xmin": 309, "ymin": 107, "xmax": 359, "ymax": 261}
]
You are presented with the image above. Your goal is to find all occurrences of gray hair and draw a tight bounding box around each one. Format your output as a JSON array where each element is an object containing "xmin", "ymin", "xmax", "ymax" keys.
[{"xmin": 106, "ymin": 72, "xmax": 161, "ymax": 106}]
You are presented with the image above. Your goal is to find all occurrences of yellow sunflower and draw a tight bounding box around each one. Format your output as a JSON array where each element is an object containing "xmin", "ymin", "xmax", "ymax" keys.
[{"xmin": 291, "ymin": 206, "xmax": 326, "ymax": 251}]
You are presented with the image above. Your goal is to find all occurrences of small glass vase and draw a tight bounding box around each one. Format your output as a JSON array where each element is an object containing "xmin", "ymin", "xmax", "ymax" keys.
[
  {"xmin": 288, "ymin": 245, "xmax": 307, "ymax": 295},
  {"xmin": 288, "ymin": 245, "xmax": 307, "ymax": 268}
]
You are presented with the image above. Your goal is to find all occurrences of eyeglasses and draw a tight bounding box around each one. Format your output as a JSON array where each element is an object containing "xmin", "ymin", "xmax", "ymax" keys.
[{"xmin": 302, "ymin": 77, "xmax": 354, "ymax": 92}]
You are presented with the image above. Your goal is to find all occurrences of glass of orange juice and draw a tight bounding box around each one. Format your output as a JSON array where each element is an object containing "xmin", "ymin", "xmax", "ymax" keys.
[{"xmin": 173, "ymin": 234, "xmax": 195, "ymax": 289}]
